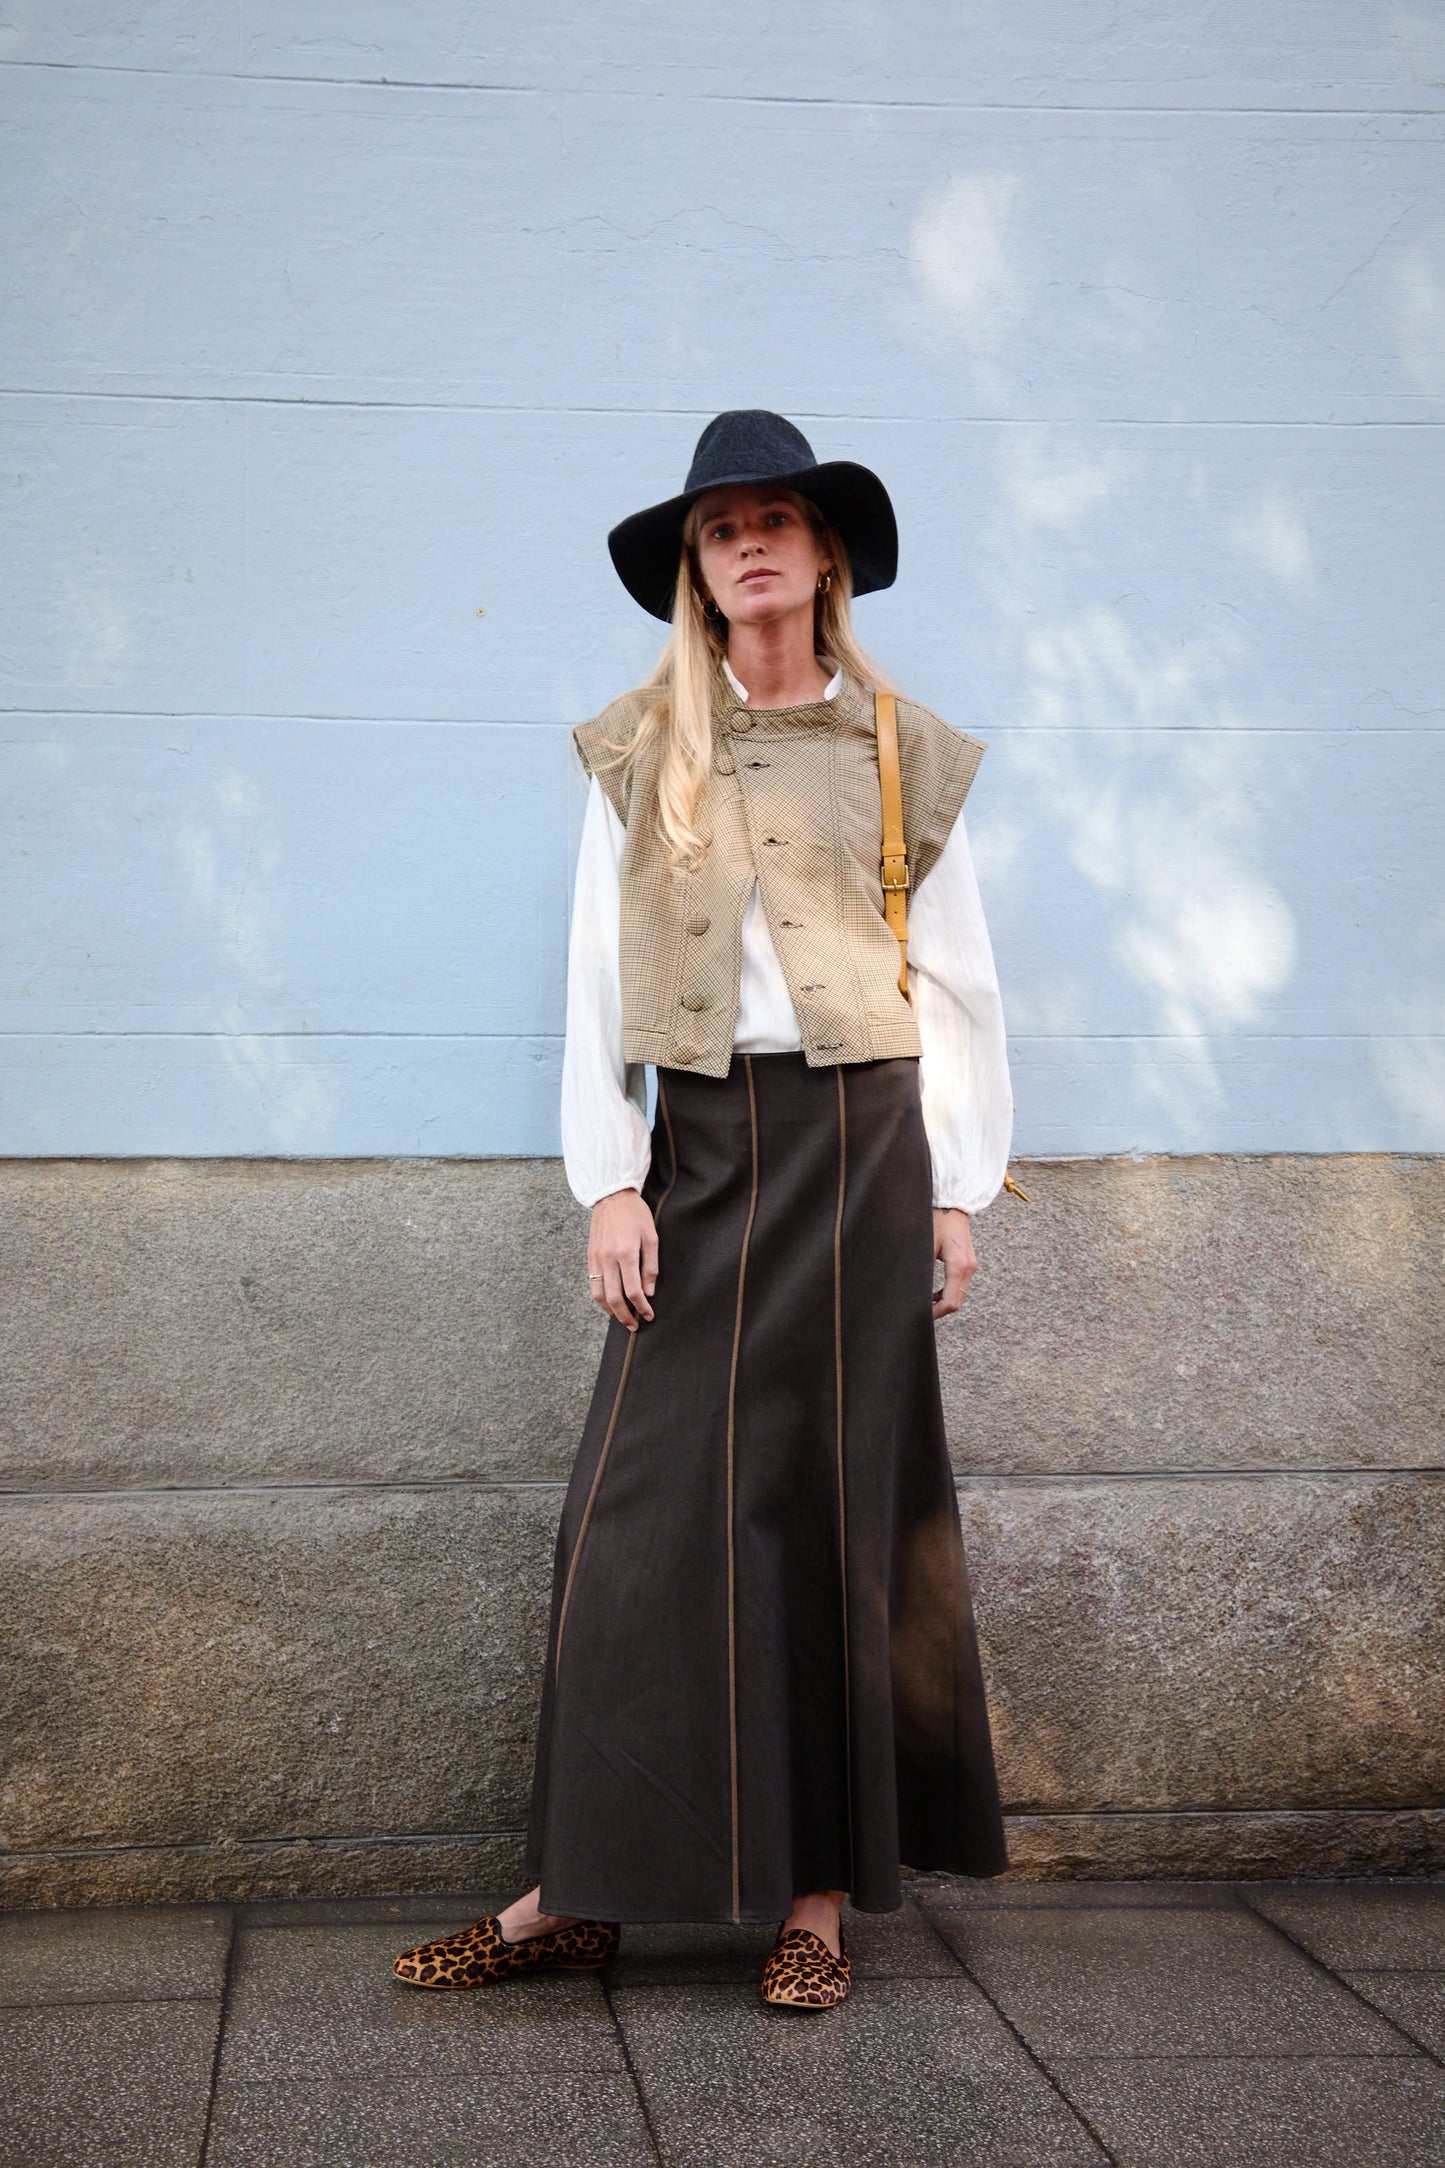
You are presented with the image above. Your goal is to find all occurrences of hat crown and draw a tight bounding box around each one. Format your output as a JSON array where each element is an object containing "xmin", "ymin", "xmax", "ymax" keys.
[
  {"xmin": 684, "ymin": 409, "xmax": 819, "ymax": 496},
  {"xmin": 607, "ymin": 407, "xmax": 897, "ymax": 620}
]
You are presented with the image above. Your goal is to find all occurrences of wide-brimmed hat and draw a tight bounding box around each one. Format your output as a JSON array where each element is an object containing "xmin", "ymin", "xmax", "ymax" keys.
[{"xmin": 607, "ymin": 409, "xmax": 898, "ymax": 621}]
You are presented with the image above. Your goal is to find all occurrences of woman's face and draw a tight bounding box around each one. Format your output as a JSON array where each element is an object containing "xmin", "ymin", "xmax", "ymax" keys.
[{"xmin": 692, "ymin": 483, "xmax": 832, "ymax": 629}]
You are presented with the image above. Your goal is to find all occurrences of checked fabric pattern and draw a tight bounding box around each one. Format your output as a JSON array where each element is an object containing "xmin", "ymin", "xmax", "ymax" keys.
[{"xmin": 573, "ymin": 668, "xmax": 985, "ymax": 1079}]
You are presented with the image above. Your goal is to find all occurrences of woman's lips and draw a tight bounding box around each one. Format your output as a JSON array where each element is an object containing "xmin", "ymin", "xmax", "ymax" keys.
[{"xmin": 739, "ymin": 569, "xmax": 777, "ymax": 584}]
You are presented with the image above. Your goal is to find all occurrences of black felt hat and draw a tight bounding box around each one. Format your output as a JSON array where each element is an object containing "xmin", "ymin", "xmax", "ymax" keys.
[{"xmin": 608, "ymin": 408, "xmax": 899, "ymax": 621}]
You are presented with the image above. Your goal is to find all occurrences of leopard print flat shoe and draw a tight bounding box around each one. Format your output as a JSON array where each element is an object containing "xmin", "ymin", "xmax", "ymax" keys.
[
  {"xmin": 392, "ymin": 1913, "xmax": 620, "ymax": 1988},
  {"xmin": 759, "ymin": 1921, "xmax": 852, "ymax": 2008}
]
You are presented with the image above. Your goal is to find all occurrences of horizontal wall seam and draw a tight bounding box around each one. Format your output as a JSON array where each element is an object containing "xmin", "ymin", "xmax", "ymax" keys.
[
  {"xmin": 1, "ymin": 1829, "xmax": 529, "ymax": 1862},
  {"xmin": 0, "ymin": 1030, "xmax": 562, "ymax": 1042},
  {"xmin": 2, "ymin": 1468, "xmax": 1442, "ymax": 1505},
  {"xmin": 4, "ymin": 1032, "xmax": 1444, "ymax": 1046},
  {"xmin": 2, "ymin": 389, "xmax": 1443, "ymax": 427},
  {"xmin": 1004, "ymin": 1808, "xmax": 1445, "ymax": 1822},
  {"xmin": 0, "ymin": 1152, "xmax": 1436, "ymax": 1166},
  {"xmin": 6, "ymin": 1807, "xmax": 1440, "ymax": 1868},
  {"xmin": 5, "ymin": 64, "xmax": 1444, "ymax": 118},
  {"xmin": 5, "ymin": 714, "xmax": 1445, "ymax": 733},
  {"xmin": 0, "ymin": 1480, "xmax": 572, "ymax": 1502},
  {"xmin": 956, "ymin": 1468, "xmax": 1445, "ymax": 1486}
]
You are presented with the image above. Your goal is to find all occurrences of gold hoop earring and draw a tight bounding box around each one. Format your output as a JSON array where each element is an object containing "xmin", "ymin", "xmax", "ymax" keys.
[
  {"xmin": 702, "ymin": 595, "xmax": 722, "ymax": 621},
  {"xmin": 817, "ymin": 570, "xmax": 832, "ymax": 596}
]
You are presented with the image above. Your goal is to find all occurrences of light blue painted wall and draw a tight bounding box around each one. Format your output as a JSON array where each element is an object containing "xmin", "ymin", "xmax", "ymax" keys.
[{"xmin": 2, "ymin": 6, "xmax": 1442, "ymax": 1160}]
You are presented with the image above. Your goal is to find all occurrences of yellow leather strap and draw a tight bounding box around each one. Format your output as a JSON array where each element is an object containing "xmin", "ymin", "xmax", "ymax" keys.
[
  {"xmin": 874, "ymin": 689, "xmax": 910, "ymax": 1000},
  {"xmin": 875, "ymin": 687, "xmax": 1030, "ymax": 1206}
]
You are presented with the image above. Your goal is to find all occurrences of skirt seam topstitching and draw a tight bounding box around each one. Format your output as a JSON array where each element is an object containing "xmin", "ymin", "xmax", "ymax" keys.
[
  {"xmin": 834, "ymin": 1062, "xmax": 856, "ymax": 1894},
  {"xmin": 725, "ymin": 1054, "xmax": 761, "ymax": 1922},
  {"xmin": 552, "ymin": 1073, "xmax": 680, "ymax": 1685}
]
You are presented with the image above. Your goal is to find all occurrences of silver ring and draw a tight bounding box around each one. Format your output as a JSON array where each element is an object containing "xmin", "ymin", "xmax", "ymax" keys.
[{"xmin": 587, "ymin": 1272, "xmax": 603, "ymax": 1280}]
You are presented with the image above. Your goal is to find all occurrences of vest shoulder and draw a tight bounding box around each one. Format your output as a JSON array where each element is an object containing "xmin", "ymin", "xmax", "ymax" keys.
[
  {"xmin": 572, "ymin": 687, "xmax": 664, "ymax": 823},
  {"xmin": 893, "ymin": 693, "xmax": 987, "ymax": 768},
  {"xmin": 889, "ymin": 694, "xmax": 988, "ymax": 885}
]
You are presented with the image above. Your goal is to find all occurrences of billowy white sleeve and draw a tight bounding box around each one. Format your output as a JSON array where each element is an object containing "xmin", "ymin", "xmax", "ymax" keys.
[
  {"xmin": 907, "ymin": 807, "xmax": 1014, "ymax": 1214},
  {"xmin": 560, "ymin": 774, "xmax": 652, "ymax": 1208}
]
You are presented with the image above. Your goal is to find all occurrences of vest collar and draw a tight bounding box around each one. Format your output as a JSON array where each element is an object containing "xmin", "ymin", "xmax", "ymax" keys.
[{"xmin": 712, "ymin": 661, "xmax": 870, "ymax": 737}]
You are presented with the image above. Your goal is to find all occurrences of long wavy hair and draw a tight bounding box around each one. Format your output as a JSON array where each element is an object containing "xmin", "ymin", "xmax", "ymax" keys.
[{"xmin": 593, "ymin": 488, "xmax": 899, "ymax": 871}]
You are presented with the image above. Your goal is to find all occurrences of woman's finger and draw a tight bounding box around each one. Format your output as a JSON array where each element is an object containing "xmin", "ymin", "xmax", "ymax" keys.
[
  {"xmin": 640, "ymin": 1221, "xmax": 660, "ymax": 1298},
  {"xmin": 602, "ymin": 1256, "xmax": 636, "ymax": 1330},
  {"xmin": 620, "ymin": 1244, "xmax": 654, "ymax": 1323}
]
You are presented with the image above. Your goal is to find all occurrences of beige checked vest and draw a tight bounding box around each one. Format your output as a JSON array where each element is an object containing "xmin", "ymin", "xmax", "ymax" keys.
[{"xmin": 573, "ymin": 667, "xmax": 986, "ymax": 1076}]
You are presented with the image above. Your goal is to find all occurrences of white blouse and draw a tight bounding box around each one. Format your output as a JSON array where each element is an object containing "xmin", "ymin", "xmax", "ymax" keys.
[{"xmin": 561, "ymin": 658, "xmax": 1014, "ymax": 1214}]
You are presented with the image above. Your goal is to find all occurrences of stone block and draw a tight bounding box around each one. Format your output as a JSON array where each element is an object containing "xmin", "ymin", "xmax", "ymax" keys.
[
  {"xmin": 0, "ymin": 1835, "xmax": 529, "ymax": 1913},
  {"xmin": 0, "ymin": 1158, "xmax": 605, "ymax": 1490},
  {"xmin": 941, "ymin": 1154, "xmax": 1444, "ymax": 1474},
  {"xmin": 1341, "ymin": 1973, "xmax": 1445, "ymax": 2059},
  {"xmin": 1046, "ymin": 2058, "xmax": 1445, "ymax": 2168},
  {"xmin": 0, "ymin": 1485, "xmax": 559, "ymax": 1858},
  {"xmin": 1243, "ymin": 1883, "xmax": 1445, "ymax": 1968},
  {"xmin": 3, "ymin": 1154, "xmax": 1439, "ymax": 1492},
  {"xmin": 0, "ymin": 1902, "xmax": 230, "ymax": 2004},
  {"xmin": 206, "ymin": 2075, "xmax": 656, "ymax": 2168},
  {"xmin": 993, "ymin": 1811, "xmax": 1445, "ymax": 1881},
  {"xmin": 962, "ymin": 1474, "xmax": 1445, "ymax": 1814},
  {"xmin": 219, "ymin": 1919, "xmax": 623, "ymax": 2082},
  {"xmin": 0, "ymin": 2001, "xmax": 220, "ymax": 2167},
  {"xmin": 925, "ymin": 1902, "xmax": 1408, "ymax": 2056},
  {"xmin": 4, "ymin": 1468, "xmax": 1443, "ymax": 1904},
  {"xmin": 608, "ymin": 1978, "xmax": 1108, "ymax": 2167}
]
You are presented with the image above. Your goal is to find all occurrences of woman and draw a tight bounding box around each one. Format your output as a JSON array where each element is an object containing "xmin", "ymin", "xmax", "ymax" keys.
[{"xmin": 394, "ymin": 410, "xmax": 1012, "ymax": 2010}]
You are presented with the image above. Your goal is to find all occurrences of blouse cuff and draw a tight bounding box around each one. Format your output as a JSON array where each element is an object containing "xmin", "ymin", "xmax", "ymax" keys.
[{"xmin": 570, "ymin": 1076, "xmax": 652, "ymax": 1209}]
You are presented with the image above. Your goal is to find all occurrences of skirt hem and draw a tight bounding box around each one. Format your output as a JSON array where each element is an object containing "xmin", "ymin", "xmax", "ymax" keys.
[{"xmin": 528, "ymin": 1856, "xmax": 1012, "ymax": 1925}]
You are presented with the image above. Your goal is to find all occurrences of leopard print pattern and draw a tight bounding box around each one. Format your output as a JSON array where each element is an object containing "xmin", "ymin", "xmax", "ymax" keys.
[
  {"xmin": 392, "ymin": 1913, "xmax": 620, "ymax": 1988},
  {"xmin": 759, "ymin": 1923, "xmax": 852, "ymax": 2008}
]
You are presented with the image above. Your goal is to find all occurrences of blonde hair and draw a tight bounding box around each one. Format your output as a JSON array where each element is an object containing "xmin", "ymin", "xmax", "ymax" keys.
[{"xmin": 593, "ymin": 489, "xmax": 899, "ymax": 870}]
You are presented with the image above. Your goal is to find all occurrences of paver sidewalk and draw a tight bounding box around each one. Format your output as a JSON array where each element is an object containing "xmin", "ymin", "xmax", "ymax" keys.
[{"xmin": 1, "ymin": 1878, "xmax": 1442, "ymax": 2166}]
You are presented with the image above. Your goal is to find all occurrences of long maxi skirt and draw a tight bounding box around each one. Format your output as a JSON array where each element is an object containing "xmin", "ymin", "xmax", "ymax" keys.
[{"xmin": 522, "ymin": 1051, "xmax": 1009, "ymax": 1922}]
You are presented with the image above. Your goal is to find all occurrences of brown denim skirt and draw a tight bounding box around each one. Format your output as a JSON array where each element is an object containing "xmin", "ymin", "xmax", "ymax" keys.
[{"xmin": 521, "ymin": 1051, "xmax": 1008, "ymax": 1922}]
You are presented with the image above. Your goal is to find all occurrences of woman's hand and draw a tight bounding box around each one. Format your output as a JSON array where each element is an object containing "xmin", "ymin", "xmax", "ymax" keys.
[
  {"xmin": 932, "ymin": 1207, "xmax": 977, "ymax": 1320},
  {"xmin": 588, "ymin": 1187, "xmax": 659, "ymax": 1331}
]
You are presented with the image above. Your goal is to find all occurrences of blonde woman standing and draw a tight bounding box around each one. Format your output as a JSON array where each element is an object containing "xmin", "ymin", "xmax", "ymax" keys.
[{"xmin": 394, "ymin": 411, "xmax": 1013, "ymax": 2009}]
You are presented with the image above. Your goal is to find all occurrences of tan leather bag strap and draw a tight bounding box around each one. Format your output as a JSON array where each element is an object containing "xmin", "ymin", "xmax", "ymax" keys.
[
  {"xmin": 875, "ymin": 687, "xmax": 1031, "ymax": 1204},
  {"xmin": 874, "ymin": 689, "xmax": 911, "ymax": 1000}
]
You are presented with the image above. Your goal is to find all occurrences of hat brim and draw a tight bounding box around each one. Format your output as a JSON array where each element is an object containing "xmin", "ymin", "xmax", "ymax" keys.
[{"xmin": 607, "ymin": 459, "xmax": 898, "ymax": 621}]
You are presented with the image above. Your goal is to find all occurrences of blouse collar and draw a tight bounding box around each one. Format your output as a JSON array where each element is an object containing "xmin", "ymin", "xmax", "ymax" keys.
[{"xmin": 722, "ymin": 653, "xmax": 844, "ymax": 705}]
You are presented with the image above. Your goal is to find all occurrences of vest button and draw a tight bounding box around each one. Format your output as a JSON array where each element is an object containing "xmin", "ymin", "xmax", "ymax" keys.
[
  {"xmin": 680, "ymin": 992, "xmax": 708, "ymax": 1011},
  {"xmin": 714, "ymin": 751, "xmax": 736, "ymax": 775},
  {"xmin": 732, "ymin": 712, "xmax": 754, "ymax": 733},
  {"xmin": 675, "ymin": 1046, "xmax": 698, "ymax": 1063},
  {"xmin": 687, "ymin": 915, "xmax": 711, "ymax": 936}
]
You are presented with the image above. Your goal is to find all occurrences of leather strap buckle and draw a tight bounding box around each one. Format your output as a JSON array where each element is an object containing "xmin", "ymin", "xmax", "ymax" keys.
[{"xmin": 875, "ymin": 690, "xmax": 911, "ymax": 1000}]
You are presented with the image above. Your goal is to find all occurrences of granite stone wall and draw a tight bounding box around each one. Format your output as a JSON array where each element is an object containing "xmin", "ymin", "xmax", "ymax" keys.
[{"xmin": 2, "ymin": 1154, "xmax": 1441, "ymax": 1907}]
